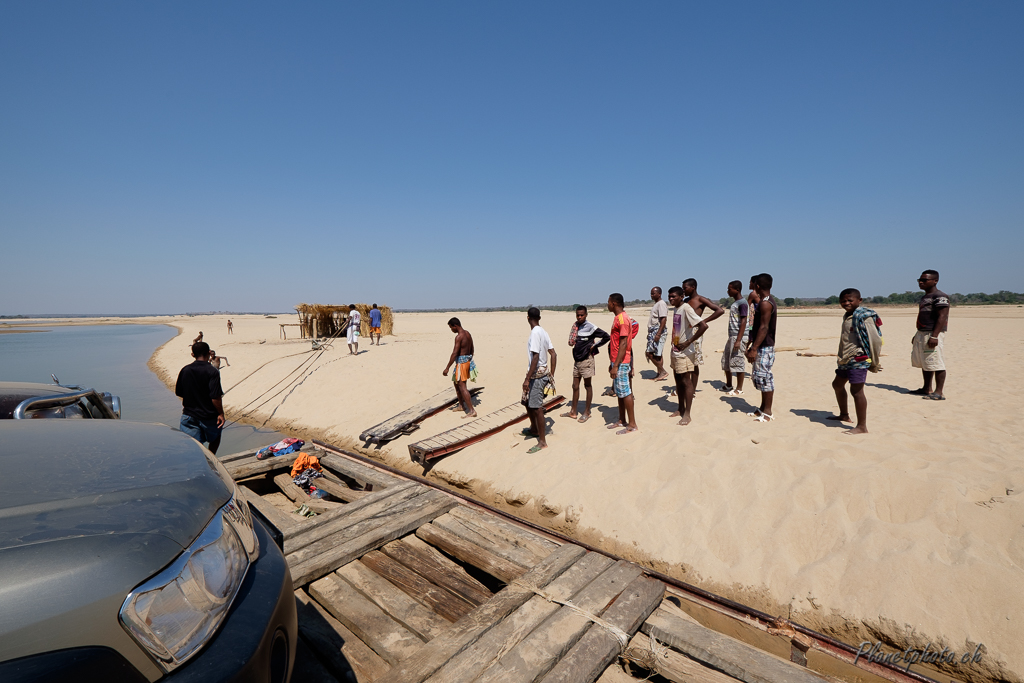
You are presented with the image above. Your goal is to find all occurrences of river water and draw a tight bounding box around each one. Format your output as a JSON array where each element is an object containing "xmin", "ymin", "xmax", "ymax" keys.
[{"xmin": 0, "ymin": 324, "xmax": 286, "ymax": 454}]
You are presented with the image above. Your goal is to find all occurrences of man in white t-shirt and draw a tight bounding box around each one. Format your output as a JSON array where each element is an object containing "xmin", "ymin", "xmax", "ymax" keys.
[
  {"xmin": 343, "ymin": 304, "xmax": 361, "ymax": 355},
  {"xmin": 522, "ymin": 307, "xmax": 556, "ymax": 454},
  {"xmin": 644, "ymin": 286, "xmax": 669, "ymax": 382},
  {"xmin": 668, "ymin": 286, "xmax": 708, "ymax": 426}
]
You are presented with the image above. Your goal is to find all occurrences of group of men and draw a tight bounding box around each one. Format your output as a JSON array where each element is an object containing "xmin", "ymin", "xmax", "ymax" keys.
[{"xmin": 340, "ymin": 303, "xmax": 384, "ymax": 354}]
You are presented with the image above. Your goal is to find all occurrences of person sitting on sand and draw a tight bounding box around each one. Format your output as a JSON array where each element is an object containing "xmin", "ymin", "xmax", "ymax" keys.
[
  {"xmin": 443, "ymin": 317, "xmax": 477, "ymax": 418},
  {"xmin": 606, "ymin": 293, "xmax": 638, "ymax": 435},
  {"xmin": 209, "ymin": 349, "xmax": 230, "ymax": 369},
  {"xmin": 561, "ymin": 305, "xmax": 610, "ymax": 424},
  {"xmin": 342, "ymin": 304, "xmax": 360, "ymax": 355},
  {"xmin": 668, "ymin": 286, "xmax": 708, "ymax": 426},
  {"xmin": 721, "ymin": 280, "xmax": 749, "ymax": 396},
  {"xmin": 644, "ymin": 287, "xmax": 670, "ymax": 382},
  {"xmin": 522, "ymin": 307, "xmax": 556, "ymax": 453},
  {"xmin": 829, "ymin": 288, "xmax": 883, "ymax": 435},
  {"xmin": 909, "ymin": 269, "xmax": 949, "ymax": 400},
  {"xmin": 192, "ymin": 331, "xmax": 203, "ymax": 345},
  {"xmin": 745, "ymin": 273, "xmax": 777, "ymax": 422},
  {"xmin": 369, "ymin": 304, "xmax": 383, "ymax": 345}
]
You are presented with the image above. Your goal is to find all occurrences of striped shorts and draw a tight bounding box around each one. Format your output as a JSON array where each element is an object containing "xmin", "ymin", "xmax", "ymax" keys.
[
  {"xmin": 613, "ymin": 363, "xmax": 632, "ymax": 398},
  {"xmin": 751, "ymin": 347, "xmax": 776, "ymax": 392}
]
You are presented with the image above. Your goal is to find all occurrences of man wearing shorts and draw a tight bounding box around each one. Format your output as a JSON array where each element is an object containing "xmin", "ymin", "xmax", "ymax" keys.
[
  {"xmin": 343, "ymin": 304, "xmax": 361, "ymax": 355},
  {"xmin": 369, "ymin": 304, "xmax": 383, "ymax": 345},
  {"xmin": 523, "ymin": 307, "xmax": 556, "ymax": 453},
  {"xmin": 829, "ymin": 288, "xmax": 883, "ymax": 434},
  {"xmin": 175, "ymin": 342, "xmax": 225, "ymax": 454},
  {"xmin": 645, "ymin": 287, "xmax": 670, "ymax": 381},
  {"xmin": 443, "ymin": 317, "xmax": 477, "ymax": 417},
  {"xmin": 721, "ymin": 280, "xmax": 749, "ymax": 396},
  {"xmin": 909, "ymin": 269, "xmax": 949, "ymax": 400},
  {"xmin": 607, "ymin": 293, "xmax": 638, "ymax": 435},
  {"xmin": 668, "ymin": 286, "xmax": 708, "ymax": 426},
  {"xmin": 561, "ymin": 305, "xmax": 610, "ymax": 423},
  {"xmin": 745, "ymin": 273, "xmax": 777, "ymax": 422}
]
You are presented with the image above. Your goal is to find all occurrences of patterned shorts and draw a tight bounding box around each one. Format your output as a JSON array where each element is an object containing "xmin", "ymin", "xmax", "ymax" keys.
[
  {"xmin": 613, "ymin": 363, "xmax": 632, "ymax": 398},
  {"xmin": 751, "ymin": 346, "xmax": 775, "ymax": 392}
]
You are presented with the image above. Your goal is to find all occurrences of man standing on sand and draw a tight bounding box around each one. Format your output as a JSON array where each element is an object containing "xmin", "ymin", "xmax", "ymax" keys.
[
  {"xmin": 607, "ymin": 293, "xmax": 638, "ymax": 435},
  {"xmin": 175, "ymin": 342, "xmax": 225, "ymax": 454},
  {"xmin": 829, "ymin": 288, "xmax": 883, "ymax": 434},
  {"xmin": 561, "ymin": 305, "xmax": 610, "ymax": 423},
  {"xmin": 227, "ymin": 320, "xmax": 233, "ymax": 334},
  {"xmin": 522, "ymin": 308, "xmax": 556, "ymax": 453},
  {"xmin": 342, "ymin": 304, "xmax": 361, "ymax": 355},
  {"xmin": 443, "ymin": 317, "xmax": 477, "ymax": 418},
  {"xmin": 721, "ymin": 280, "xmax": 749, "ymax": 396},
  {"xmin": 209, "ymin": 349, "xmax": 230, "ymax": 369},
  {"xmin": 645, "ymin": 287, "xmax": 669, "ymax": 382},
  {"xmin": 745, "ymin": 273, "xmax": 777, "ymax": 422},
  {"xmin": 909, "ymin": 270, "xmax": 949, "ymax": 400},
  {"xmin": 668, "ymin": 286, "xmax": 708, "ymax": 426},
  {"xmin": 369, "ymin": 304, "xmax": 383, "ymax": 345},
  {"xmin": 681, "ymin": 278, "xmax": 724, "ymax": 367}
]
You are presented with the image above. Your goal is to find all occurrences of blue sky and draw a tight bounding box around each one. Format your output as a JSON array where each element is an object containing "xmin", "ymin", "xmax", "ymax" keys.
[{"xmin": 2, "ymin": 2, "xmax": 1022, "ymax": 313}]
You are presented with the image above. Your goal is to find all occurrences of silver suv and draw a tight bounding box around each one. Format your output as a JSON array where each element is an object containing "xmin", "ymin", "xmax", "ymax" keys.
[{"xmin": 0, "ymin": 380, "xmax": 121, "ymax": 419}]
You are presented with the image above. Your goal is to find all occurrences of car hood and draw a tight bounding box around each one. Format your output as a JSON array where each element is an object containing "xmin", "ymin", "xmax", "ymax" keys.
[{"xmin": 0, "ymin": 420, "xmax": 233, "ymax": 551}]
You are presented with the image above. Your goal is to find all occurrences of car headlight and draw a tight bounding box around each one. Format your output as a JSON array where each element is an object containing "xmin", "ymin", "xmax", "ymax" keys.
[{"xmin": 119, "ymin": 487, "xmax": 260, "ymax": 671}]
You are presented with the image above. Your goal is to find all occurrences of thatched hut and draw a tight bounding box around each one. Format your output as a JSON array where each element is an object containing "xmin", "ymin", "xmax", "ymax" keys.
[{"xmin": 295, "ymin": 303, "xmax": 394, "ymax": 338}]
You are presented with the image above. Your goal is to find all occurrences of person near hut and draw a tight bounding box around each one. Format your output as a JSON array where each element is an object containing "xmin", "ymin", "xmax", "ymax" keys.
[
  {"xmin": 443, "ymin": 317, "xmax": 478, "ymax": 418},
  {"xmin": 522, "ymin": 307, "xmax": 556, "ymax": 453},
  {"xmin": 369, "ymin": 304, "xmax": 383, "ymax": 345},
  {"xmin": 342, "ymin": 304, "xmax": 361, "ymax": 355}
]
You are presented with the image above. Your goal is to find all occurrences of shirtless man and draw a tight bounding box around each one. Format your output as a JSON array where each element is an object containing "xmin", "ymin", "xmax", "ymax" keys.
[
  {"xmin": 443, "ymin": 317, "xmax": 477, "ymax": 417},
  {"xmin": 192, "ymin": 331, "xmax": 204, "ymax": 345},
  {"xmin": 209, "ymin": 349, "xmax": 231, "ymax": 369}
]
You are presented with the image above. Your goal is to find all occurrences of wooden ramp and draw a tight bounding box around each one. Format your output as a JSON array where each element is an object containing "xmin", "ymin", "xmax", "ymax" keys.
[
  {"xmin": 407, "ymin": 395, "xmax": 566, "ymax": 464},
  {"xmin": 360, "ymin": 386, "xmax": 485, "ymax": 444}
]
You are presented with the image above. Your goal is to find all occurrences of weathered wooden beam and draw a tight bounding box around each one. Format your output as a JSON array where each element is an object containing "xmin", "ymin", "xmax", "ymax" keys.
[
  {"xmin": 622, "ymin": 632, "xmax": 740, "ymax": 683},
  {"xmin": 360, "ymin": 550, "xmax": 475, "ymax": 623},
  {"xmin": 374, "ymin": 543, "xmax": 587, "ymax": 683},
  {"xmin": 227, "ymin": 452, "xmax": 302, "ymax": 480},
  {"xmin": 312, "ymin": 473, "xmax": 369, "ymax": 503},
  {"xmin": 336, "ymin": 560, "xmax": 451, "ymax": 641},
  {"xmin": 359, "ymin": 386, "xmax": 485, "ymax": 443},
  {"xmin": 432, "ymin": 512, "xmax": 542, "ymax": 569},
  {"xmin": 416, "ymin": 522, "xmax": 526, "ymax": 584},
  {"xmin": 294, "ymin": 588, "xmax": 390, "ymax": 682},
  {"xmin": 380, "ymin": 538, "xmax": 493, "ymax": 606},
  {"xmin": 321, "ymin": 452, "xmax": 397, "ymax": 490},
  {"xmin": 272, "ymin": 472, "xmax": 342, "ymax": 514},
  {"xmin": 238, "ymin": 485, "xmax": 299, "ymax": 534},
  {"xmin": 449, "ymin": 505, "xmax": 559, "ymax": 561}
]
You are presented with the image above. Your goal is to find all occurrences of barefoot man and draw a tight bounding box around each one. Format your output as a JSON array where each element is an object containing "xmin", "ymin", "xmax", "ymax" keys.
[
  {"xmin": 607, "ymin": 293, "xmax": 638, "ymax": 435},
  {"xmin": 523, "ymin": 308, "xmax": 556, "ymax": 453},
  {"xmin": 561, "ymin": 305, "xmax": 610, "ymax": 423},
  {"xmin": 645, "ymin": 287, "xmax": 669, "ymax": 381},
  {"xmin": 443, "ymin": 317, "xmax": 478, "ymax": 417},
  {"xmin": 909, "ymin": 269, "xmax": 949, "ymax": 400},
  {"xmin": 681, "ymin": 278, "xmax": 724, "ymax": 368},
  {"xmin": 828, "ymin": 288, "xmax": 883, "ymax": 434},
  {"xmin": 668, "ymin": 286, "xmax": 708, "ymax": 426}
]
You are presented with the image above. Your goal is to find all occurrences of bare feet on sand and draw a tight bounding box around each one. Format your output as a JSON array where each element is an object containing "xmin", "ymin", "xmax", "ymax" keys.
[
  {"xmin": 677, "ymin": 415, "xmax": 691, "ymax": 426},
  {"xmin": 844, "ymin": 425, "xmax": 868, "ymax": 435},
  {"xmin": 827, "ymin": 414, "xmax": 852, "ymax": 422},
  {"xmin": 462, "ymin": 410, "xmax": 477, "ymax": 418}
]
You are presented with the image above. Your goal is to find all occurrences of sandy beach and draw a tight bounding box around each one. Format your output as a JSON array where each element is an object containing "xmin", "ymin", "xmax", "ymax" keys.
[{"xmin": 33, "ymin": 306, "xmax": 1021, "ymax": 681}]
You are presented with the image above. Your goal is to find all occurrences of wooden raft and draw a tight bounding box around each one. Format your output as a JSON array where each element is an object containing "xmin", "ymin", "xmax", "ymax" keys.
[
  {"xmin": 359, "ymin": 385, "xmax": 485, "ymax": 444},
  {"xmin": 408, "ymin": 395, "xmax": 566, "ymax": 464}
]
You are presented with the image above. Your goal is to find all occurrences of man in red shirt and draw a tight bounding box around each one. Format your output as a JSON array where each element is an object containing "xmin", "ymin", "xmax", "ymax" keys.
[{"xmin": 606, "ymin": 293, "xmax": 638, "ymax": 435}]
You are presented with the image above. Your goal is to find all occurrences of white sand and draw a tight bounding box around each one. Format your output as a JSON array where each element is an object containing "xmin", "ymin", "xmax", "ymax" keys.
[{"xmin": 133, "ymin": 307, "xmax": 1022, "ymax": 681}]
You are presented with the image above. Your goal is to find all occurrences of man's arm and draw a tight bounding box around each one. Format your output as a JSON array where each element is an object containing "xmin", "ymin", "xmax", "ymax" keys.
[
  {"xmin": 734, "ymin": 313, "xmax": 747, "ymax": 350},
  {"xmin": 611, "ymin": 331, "xmax": 628, "ymax": 377},
  {"xmin": 548, "ymin": 348, "xmax": 557, "ymax": 378},
  {"xmin": 211, "ymin": 398, "xmax": 225, "ymax": 428},
  {"xmin": 929, "ymin": 307, "xmax": 949, "ymax": 347},
  {"xmin": 700, "ymin": 296, "xmax": 725, "ymax": 324},
  {"xmin": 591, "ymin": 328, "xmax": 611, "ymax": 355},
  {"xmin": 656, "ymin": 315, "xmax": 667, "ymax": 338},
  {"xmin": 746, "ymin": 300, "xmax": 771, "ymax": 359},
  {"xmin": 444, "ymin": 335, "xmax": 463, "ymax": 374},
  {"xmin": 678, "ymin": 321, "xmax": 709, "ymax": 348},
  {"xmin": 524, "ymin": 352, "xmax": 539, "ymax": 390}
]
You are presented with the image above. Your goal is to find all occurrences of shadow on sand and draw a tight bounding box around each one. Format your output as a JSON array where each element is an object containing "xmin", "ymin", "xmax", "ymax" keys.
[{"xmin": 789, "ymin": 408, "xmax": 849, "ymax": 428}]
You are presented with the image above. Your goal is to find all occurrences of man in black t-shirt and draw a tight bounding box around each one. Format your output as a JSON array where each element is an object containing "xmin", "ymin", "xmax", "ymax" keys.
[
  {"xmin": 175, "ymin": 341, "xmax": 226, "ymax": 453},
  {"xmin": 909, "ymin": 269, "xmax": 949, "ymax": 400}
]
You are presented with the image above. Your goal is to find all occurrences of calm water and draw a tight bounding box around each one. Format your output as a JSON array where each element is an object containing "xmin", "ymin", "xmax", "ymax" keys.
[{"xmin": 0, "ymin": 324, "xmax": 287, "ymax": 454}]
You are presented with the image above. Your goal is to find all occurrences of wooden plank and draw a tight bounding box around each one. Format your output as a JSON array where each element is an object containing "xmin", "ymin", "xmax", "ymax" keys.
[
  {"xmin": 289, "ymin": 490, "xmax": 457, "ymax": 588},
  {"xmin": 360, "ymin": 385, "xmax": 485, "ymax": 442},
  {"xmin": 337, "ymin": 560, "xmax": 452, "ymax": 641},
  {"xmin": 226, "ymin": 451, "xmax": 302, "ymax": 480},
  {"xmin": 309, "ymin": 573, "xmax": 426, "ymax": 666},
  {"xmin": 284, "ymin": 482, "xmax": 419, "ymax": 555},
  {"xmin": 380, "ymin": 538, "xmax": 493, "ymax": 606},
  {"xmin": 360, "ymin": 550, "xmax": 475, "ymax": 623},
  {"xmin": 416, "ymin": 522, "xmax": 526, "ymax": 584},
  {"xmin": 238, "ymin": 485, "xmax": 299, "ymax": 534},
  {"xmin": 217, "ymin": 447, "xmax": 258, "ymax": 464},
  {"xmin": 641, "ymin": 606, "xmax": 829, "ymax": 683},
  {"xmin": 449, "ymin": 505, "xmax": 559, "ymax": 562},
  {"xmin": 432, "ymin": 512, "xmax": 541, "ymax": 569},
  {"xmin": 294, "ymin": 588, "xmax": 391, "ymax": 682},
  {"xmin": 321, "ymin": 452, "xmax": 399, "ymax": 490},
  {"xmin": 473, "ymin": 560, "xmax": 645, "ymax": 683},
  {"xmin": 623, "ymin": 632, "xmax": 741, "ymax": 683},
  {"xmin": 539, "ymin": 576, "xmax": 665, "ymax": 683},
  {"xmin": 374, "ymin": 543, "xmax": 587, "ymax": 683},
  {"xmin": 425, "ymin": 552, "xmax": 615, "ymax": 683},
  {"xmin": 313, "ymin": 473, "xmax": 370, "ymax": 503},
  {"xmin": 273, "ymin": 472, "xmax": 344, "ymax": 514}
]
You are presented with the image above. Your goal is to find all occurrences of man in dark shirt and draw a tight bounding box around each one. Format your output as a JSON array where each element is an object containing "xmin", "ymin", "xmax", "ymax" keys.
[
  {"xmin": 175, "ymin": 342, "xmax": 226, "ymax": 453},
  {"xmin": 909, "ymin": 269, "xmax": 949, "ymax": 400},
  {"xmin": 561, "ymin": 305, "xmax": 611, "ymax": 423}
]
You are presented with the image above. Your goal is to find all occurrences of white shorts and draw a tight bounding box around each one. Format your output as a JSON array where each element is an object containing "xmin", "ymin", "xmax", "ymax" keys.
[
  {"xmin": 347, "ymin": 327, "xmax": 360, "ymax": 343},
  {"xmin": 912, "ymin": 330, "xmax": 944, "ymax": 371}
]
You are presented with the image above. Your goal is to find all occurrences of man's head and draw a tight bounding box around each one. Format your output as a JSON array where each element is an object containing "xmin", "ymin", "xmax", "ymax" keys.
[
  {"xmin": 527, "ymin": 307, "xmax": 541, "ymax": 324},
  {"xmin": 668, "ymin": 286, "xmax": 684, "ymax": 307},
  {"xmin": 728, "ymin": 280, "xmax": 743, "ymax": 298},
  {"xmin": 348, "ymin": 304, "xmax": 356, "ymax": 310},
  {"xmin": 575, "ymin": 305, "xmax": 588, "ymax": 324},
  {"xmin": 918, "ymin": 270, "xmax": 939, "ymax": 290},
  {"xmin": 191, "ymin": 341, "xmax": 211, "ymax": 360},
  {"xmin": 607, "ymin": 293, "xmax": 624, "ymax": 313},
  {"xmin": 749, "ymin": 276, "xmax": 757, "ymax": 289},
  {"xmin": 650, "ymin": 286, "xmax": 662, "ymax": 302},
  {"xmin": 755, "ymin": 273, "xmax": 773, "ymax": 293},
  {"xmin": 682, "ymin": 278, "xmax": 697, "ymax": 296},
  {"xmin": 447, "ymin": 317, "xmax": 462, "ymax": 333},
  {"xmin": 373, "ymin": 303, "xmax": 378, "ymax": 309},
  {"xmin": 839, "ymin": 288, "xmax": 862, "ymax": 312}
]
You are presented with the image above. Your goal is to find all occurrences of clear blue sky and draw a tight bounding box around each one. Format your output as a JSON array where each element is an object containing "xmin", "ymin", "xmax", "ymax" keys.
[{"xmin": 2, "ymin": 2, "xmax": 1022, "ymax": 314}]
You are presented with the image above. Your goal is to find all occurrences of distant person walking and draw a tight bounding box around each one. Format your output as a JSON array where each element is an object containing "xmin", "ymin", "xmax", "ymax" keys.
[
  {"xmin": 909, "ymin": 270, "xmax": 949, "ymax": 400},
  {"xmin": 606, "ymin": 293, "xmax": 638, "ymax": 435},
  {"xmin": 721, "ymin": 280, "xmax": 749, "ymax": 396},
  {"xmin": 561, "ymin": 305, "xmax": 610, "ymax": 423},
  {"xmin": 644, "ymin": 287, "xmax": 670, "ymax": 381},
  {"xmin": 745, "ymin": 273, "xmax": 777, "ymax": 422},
  {"xmin": 342, "ymin": 304, "xmax": 361, "ymax": 355},
  {"xmin": 175, "ymin": 342, "xmax": 225, "ymax": 454},
  {"xmin": 668, "ymin": 286, "xmax": 708, "ymax": 426},
  {"xmin": 443, "ymin": 317, "xmax": 477, "ymax": 418},
  {"xmin": 522, "ymin": 307, "xmax": 556, "ymax": 453},
  {"xmin": 227, "ymin": 320, "xmax": 233, "ymax": 334},
  {"xmin": 209, "ymin": 349, "xmax": 230, "ymax": 369},
  {"xmin": 829, "ymin": 288, "xmax": 883, "ymax": 434},
  {"xmin": 369, "ymin": 304, "xmax": 383, "ymax": 345}
]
